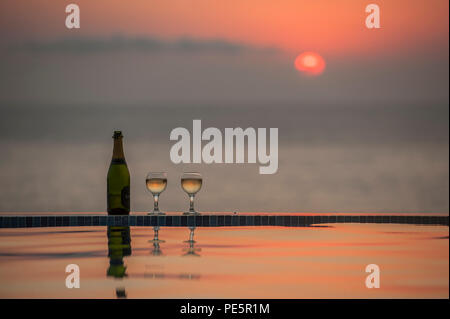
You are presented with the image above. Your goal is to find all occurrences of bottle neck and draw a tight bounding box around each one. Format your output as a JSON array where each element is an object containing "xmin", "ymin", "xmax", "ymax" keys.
[{"xmin": 112, "ymin": 137, "xmax": 125, "ymax": 160}]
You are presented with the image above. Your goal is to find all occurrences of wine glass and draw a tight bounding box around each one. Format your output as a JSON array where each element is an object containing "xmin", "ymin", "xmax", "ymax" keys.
[
  {"xmin": 181, "ymin": 172, "xmax": 202, "ymax": 215},
  {"xmin": 146, "ymin": 172, "xmax": 167, "ymax": 215}
]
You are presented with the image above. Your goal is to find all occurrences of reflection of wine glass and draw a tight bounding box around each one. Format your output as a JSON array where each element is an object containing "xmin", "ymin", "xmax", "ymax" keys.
[
  {"xmin": 181, "ymin": 172, "xmax": 202, "ymax": 215},
  {"xmin": 182, "ymin": 227, "xmax": 201, "ymax": 257},
  {"xmin": 151, "ymin": 241, "xmax": 163, "ymax": 256},
  {"xmin": 146, "ymin": 172, "xmax": 167, "ymax": 215},
  {"xmin": 149, "ymin": 226, "xmax": 165, "ymax": 243}
]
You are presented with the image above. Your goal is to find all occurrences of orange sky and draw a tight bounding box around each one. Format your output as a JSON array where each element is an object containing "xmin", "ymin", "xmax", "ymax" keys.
[{"xmin": 0, "ymin": 0, "xmax": 448, "ymax": 57}]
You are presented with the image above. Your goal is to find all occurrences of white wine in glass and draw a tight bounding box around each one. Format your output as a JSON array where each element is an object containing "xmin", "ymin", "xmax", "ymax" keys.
[
  {"xmin": 181, "ymin": 172, "xmax": 202, "ymax": 215},
  {"xmin": 146, "ymin": 172, "xmax": 167, "ymax": 215}
]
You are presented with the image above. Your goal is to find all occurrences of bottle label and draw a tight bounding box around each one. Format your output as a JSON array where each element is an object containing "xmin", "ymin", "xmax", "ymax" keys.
[{"xmin": 121, "ymin": 186, "xmax": 130, "ymax": 208}]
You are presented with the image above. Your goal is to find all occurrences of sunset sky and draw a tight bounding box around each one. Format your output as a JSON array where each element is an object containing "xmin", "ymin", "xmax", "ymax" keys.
[
  {"xmin": 0, "ymin": 0, "xmax": 448, "ymax": 57},
  {"xmin": 0, "ymin": 0, "xmax": 448, "ymax": 105}
]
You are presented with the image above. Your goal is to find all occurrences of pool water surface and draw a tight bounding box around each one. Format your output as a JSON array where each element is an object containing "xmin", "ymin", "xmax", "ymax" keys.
[{"xmin": 0, "ymin": 224, "xmax": 448, "ymax": 298}]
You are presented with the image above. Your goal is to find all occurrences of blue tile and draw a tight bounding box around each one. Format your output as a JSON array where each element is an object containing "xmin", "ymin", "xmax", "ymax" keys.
[
  {"xmin": 297, "ymin": 216, "xmax": 305, "ymax": 225},
  {"xmin": 26, "ymin": 217, "xmax": 33, "ymax": 227},
  {"xmin": 32, "ymin": 216, "xmax": 41, "ymax": 227},
  {"xmin": 269, "ymin": 215, "xmax": 276, "ymax": 226},
  {"xmin": 413, "ymin": 216, "xmax": 421, "ymax": 225},
  {"xmin": 209, "ymin": 215, "xmax": 217, "ymax": 227},
  {"xmin": 231, "ymin": 215, "xmax": 239, "ymax": 226},
  {"xmin": 181, "ymin": 216, "xmax": 187, "ymax": 226},
  {"xmin": 261, "ymin": 215, "xmax": 268, "ymax": 225},
  {"xmin": 282, "ymin": 216, "xmax": 289, "ymax": 226},
  {"xmin": 69, "ymin": 216, "xmax": 77, "ymax": 226},
  {"xmin": 275, "ymin": 216, "xmax": 284, "ymax": 226},
  {"xmin": 107, "ymin": 216, "xmax": 114, "ymax": 226},
  {"xmin": 19, "ymin": 217, "xmax": 26, "ymax": 228},
  {"xmin": 62, "ymin": 216, "xmax": 69, "ymax": 226},
  {"xmin": 173, "ymin": 215, "xmax": 181, "ymax": 226},
  {"xmin": 40, "ymin": 216, "xmax": 48, "ymax": 227}
]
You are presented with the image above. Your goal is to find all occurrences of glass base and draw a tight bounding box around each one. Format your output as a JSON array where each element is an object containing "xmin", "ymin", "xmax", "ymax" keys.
[
  {"xmin": 183, "ymin": 211, "xmax": 201, "ymax": 216},
  {"xmin": 149, "ymin": 239, "xmax": 166, "ymax": 243},
  {"xmin": 148, "ymin": 211, "xmax": 165, "ymax": 216}
]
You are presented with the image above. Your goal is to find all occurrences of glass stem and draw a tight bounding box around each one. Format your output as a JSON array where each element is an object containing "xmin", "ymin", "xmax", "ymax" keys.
[
  {"xmin": 189, "ymin": 194, "xmax": 195, "ymax": 212},
  {"xmin": 153, "ymin": 194, "xmax": 159, "ymax": 212}
]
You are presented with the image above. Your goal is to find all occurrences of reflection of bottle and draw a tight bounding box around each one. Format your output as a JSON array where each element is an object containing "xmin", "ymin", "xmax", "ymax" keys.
[
  {"xmin": 107, "ymin": 226, "xmax": 131, "ymax": 278},
  {"xmin": 107, "ymin": 131, "xmax": 130, "ymax": 215}
]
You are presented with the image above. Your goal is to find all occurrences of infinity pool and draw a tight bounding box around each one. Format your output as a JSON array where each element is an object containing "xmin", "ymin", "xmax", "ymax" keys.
[{"xmin": 0, "ymin": 221, "xmax": 448, "ymax": 298}]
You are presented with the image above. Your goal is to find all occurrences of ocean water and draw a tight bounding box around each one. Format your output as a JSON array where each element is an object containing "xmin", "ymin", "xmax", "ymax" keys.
[{"xmin": 0, "ymin": 102, "xmax": 448, "ymax": 213}]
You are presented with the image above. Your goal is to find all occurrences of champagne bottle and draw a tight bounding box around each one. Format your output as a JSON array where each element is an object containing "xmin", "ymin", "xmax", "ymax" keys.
[{"xmin": 107, "ymin": 131, "xmax": 130, "ymax": 215}]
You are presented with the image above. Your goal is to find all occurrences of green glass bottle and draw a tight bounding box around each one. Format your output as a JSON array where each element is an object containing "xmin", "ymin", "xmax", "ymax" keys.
[{"xmin": 107, "ymin": 131, "xmax": 130, "ymax": 215}]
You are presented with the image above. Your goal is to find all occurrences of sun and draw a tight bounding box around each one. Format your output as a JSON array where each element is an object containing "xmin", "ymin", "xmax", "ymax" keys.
[{"xmin": 294, "ymin": 52, "xmax": 326, "ymax": 75}]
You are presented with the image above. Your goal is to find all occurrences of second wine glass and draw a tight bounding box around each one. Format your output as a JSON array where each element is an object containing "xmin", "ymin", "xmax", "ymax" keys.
[
  {"xmin": 146, "ymin": 172, "xmax": 167, "ymax": 215},
  {"xmin": 181, "ymin": 172, "xmax": 202, "ymax": 215}
]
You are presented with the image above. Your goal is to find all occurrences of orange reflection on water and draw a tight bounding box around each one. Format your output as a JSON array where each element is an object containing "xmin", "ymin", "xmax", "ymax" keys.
[{"xmin": 0, "ymin": 224, "xmax": 448, "ymax": 298}]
